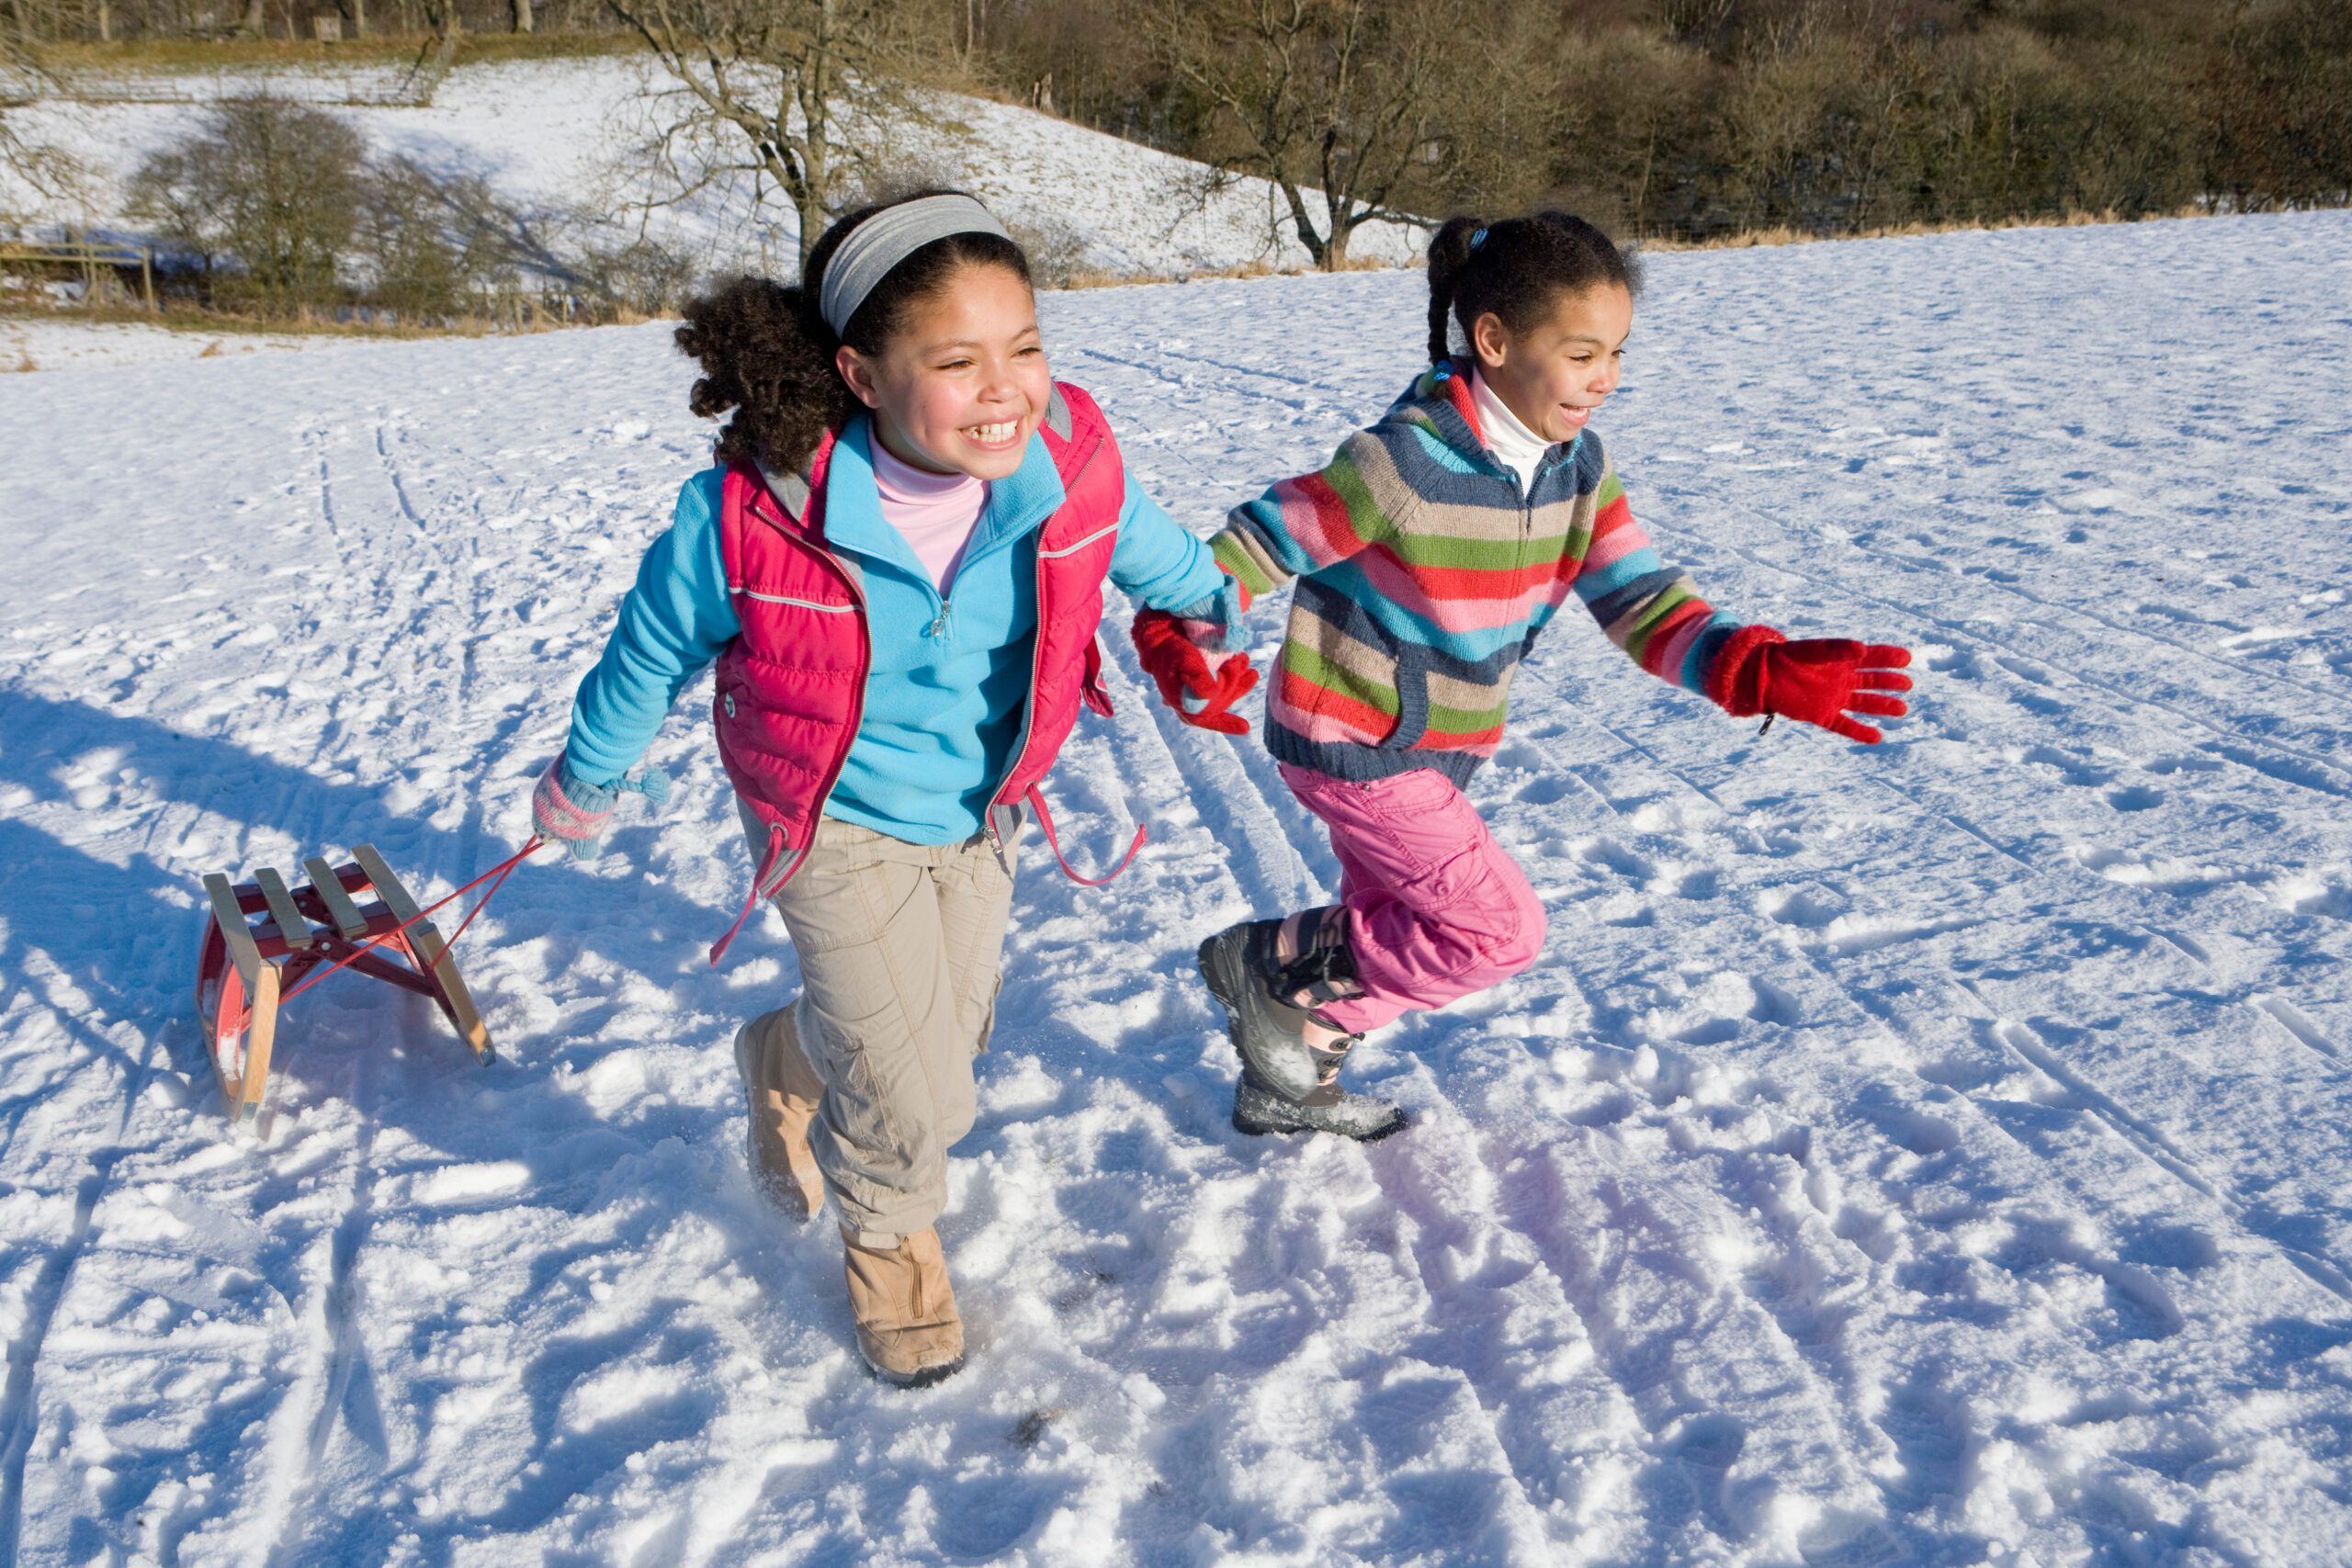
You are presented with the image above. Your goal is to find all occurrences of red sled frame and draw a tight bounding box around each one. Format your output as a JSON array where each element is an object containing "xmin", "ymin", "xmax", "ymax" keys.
[{"xmin": 194, "ymin": 844, "xmax": 492, "ymax": 1122}]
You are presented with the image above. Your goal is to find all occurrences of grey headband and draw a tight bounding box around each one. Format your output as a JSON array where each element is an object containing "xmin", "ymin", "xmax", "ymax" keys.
[{"xmin": 818, "ymin": 195, "xmax": 1014, "ymax": 337}]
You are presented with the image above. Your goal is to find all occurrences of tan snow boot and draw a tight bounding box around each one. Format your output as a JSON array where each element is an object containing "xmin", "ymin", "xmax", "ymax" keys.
[
  {"xmin": 841, "ymin": 1224, "xmax": 967, "ymax": 1388},
  {"xmin": 732, "ymin": 1008, "xmax": 826, "ymax": 1220}
]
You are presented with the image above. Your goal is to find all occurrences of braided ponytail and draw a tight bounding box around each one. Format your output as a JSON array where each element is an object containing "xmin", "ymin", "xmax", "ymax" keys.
[{"xmin": 1424, "ymin": 210, "xmax": 1641, "ymax": 367}]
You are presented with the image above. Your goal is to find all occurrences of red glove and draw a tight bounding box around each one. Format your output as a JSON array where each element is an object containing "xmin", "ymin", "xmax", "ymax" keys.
[
  {"xmin": 1714, "ymin": 628, "xmax": 1914, "ymax": 744},
  {"xmin": 1132, "ymin": 609, "xmax": 1258, "ymax": 736}
]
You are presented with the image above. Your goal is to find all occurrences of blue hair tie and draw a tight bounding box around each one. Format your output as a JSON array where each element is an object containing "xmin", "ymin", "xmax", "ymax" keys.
[{"xmin": 1470, "ymin": 227, "xmax": 1489, "ymax": 252}]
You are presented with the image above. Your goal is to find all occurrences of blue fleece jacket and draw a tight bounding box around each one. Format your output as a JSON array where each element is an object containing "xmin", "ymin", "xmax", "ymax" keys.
[{"xmin": 564, "ymin": 414, "xmax": 1233, "ymax": 844}]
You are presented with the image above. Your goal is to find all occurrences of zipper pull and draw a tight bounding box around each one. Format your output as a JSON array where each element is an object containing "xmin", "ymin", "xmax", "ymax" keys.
[{"xmin": 927, "ymin": 604, "xmax": 951, "ymax": 637}]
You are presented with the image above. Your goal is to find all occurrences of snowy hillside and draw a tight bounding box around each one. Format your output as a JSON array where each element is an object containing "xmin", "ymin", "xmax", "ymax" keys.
[
  {"xmin": 2, "ymin": 55, "xmax": 1420, "ymax": 278},
  {"xmin": 1, "ymin": 209, "xmax": 2349, "ymax": 1565}
]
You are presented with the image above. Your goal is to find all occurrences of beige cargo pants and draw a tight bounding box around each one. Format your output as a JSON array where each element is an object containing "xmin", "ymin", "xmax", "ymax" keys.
[{"xmin": 738, "ymin": 800, "xmax": 1015, "ymax": 1236}]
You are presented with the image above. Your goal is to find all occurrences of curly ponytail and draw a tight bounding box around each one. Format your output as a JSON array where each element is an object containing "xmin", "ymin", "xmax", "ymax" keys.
[
  {"xmin": 676, "ymin": 187, "xmax": 1037, "ymax": 471},
  {"xmin": 675, "ymin": 276, "xmax": 849, "ymax": 471},
  {"xmin": 1425, "ymin": 210, "xmax": 1642, "ymax": 367}
]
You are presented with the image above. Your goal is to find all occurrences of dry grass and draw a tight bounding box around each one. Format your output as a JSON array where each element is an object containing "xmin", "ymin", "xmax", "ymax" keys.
[
  {"xmin": 0, "ymin": 299, "xmax": 621, "ymax": 340},
  {"xmin": 1057, "ymin": 248, "xmax": 1398, "ymax": 292},
  {"xmin": 1639, "ymin": 206, "xmax": 2211, "ymax": 252}
]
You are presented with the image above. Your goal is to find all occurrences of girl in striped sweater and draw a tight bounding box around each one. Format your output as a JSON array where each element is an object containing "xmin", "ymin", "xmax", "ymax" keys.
[{"xmin": 1130, "ymin": 211, "xmax": 1914, "ymax": 1140}]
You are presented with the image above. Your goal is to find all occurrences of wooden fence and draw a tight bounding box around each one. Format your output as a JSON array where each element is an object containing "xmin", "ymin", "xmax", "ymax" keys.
[{"xmin": 0, "ymin": 239, "xmax": 157, "ymax": 310}]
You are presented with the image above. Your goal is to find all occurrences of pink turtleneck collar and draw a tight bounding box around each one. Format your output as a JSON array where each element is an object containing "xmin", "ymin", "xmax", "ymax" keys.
[{"xmin": 871, "ymin": 436, "xmax": 988, "ymax": 595}]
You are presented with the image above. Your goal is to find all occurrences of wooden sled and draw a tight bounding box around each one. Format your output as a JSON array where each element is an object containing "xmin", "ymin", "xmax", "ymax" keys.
[{"xmin": 193, "ymin": 845, "xmax": 492, "ymax": 1122}]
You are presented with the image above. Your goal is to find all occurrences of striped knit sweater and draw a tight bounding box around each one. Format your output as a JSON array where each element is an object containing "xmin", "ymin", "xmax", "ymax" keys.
[{"xmin": 1209, "ymin": 357, "xmax": 1750, "ymax": 785}]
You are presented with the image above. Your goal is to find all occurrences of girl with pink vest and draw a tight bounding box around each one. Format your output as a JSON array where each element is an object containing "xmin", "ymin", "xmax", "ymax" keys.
[{"xmin": 529, "ymin": 193, "xmax": 1244, "ymax": 1388}]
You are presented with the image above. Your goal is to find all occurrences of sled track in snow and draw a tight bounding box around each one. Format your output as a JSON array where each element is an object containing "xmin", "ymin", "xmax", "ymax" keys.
[
  {"xmin": 0, "ymin": 1155, "xmax": 117, "ymax": 1568},
  {"xmin": 1515, "ymin": 632, "xmax": 2352, "ymax": 1316},
  {"xmin": 1498, "ymin": 637, "xmax": 2352, "ymax": 1554},
  {"xmin": 1092, "ymin": 626, "xmax": 1928, "ymax": 1559}
]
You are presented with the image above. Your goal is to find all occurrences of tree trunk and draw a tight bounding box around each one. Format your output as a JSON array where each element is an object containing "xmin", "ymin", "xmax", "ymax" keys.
[
  {"xmin": 794, "ymin": 95, "xmax": 831, "ymax": 267},
  {"xmin": 793, "ymin": 0, "xmax": 837, "ymax": 267},
  {"xmin": 1275, "ymin": 179, "xmax": 1332, "ymax": 269},
  {"xmin": 795, "ymin": 176, "xmax": 828, "ymax": 268},
  {"xmin": 512, "ymin": 0, "xmax": 529, "ymax": 31},
  {"xmin": 351, "ymin": 0, "xmax": 364, "ymax": 36},
  {"xmin": 1323, "ymin": 221, "xmax": 1352, "ymax": 270},
  {"xmin": 241, "ymin": 0, "xmax": 266, "ymax": 38}
]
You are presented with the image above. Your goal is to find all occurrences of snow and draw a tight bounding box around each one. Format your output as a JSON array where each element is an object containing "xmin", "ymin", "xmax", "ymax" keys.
[
  {"xmin": 0, "ymin": 317, "xmax": 395, "ymax": 373},
  {"xmin": 1, "ymin": 208, "xmax": 2349, "ymax": 1564},
  {"xmin": 3, "ymin": 57, "xmax": 1421, "ymax": 280}
]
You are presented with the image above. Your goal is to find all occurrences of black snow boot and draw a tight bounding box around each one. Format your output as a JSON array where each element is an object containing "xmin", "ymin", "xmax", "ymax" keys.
[
  {"xmin": 1231, "ymin": 1065, "xmax": 1407, "ymax": 1141},
  {"xmin": 1197, "ymin": 914, "xmax": 1406, "ymax": 1143}
]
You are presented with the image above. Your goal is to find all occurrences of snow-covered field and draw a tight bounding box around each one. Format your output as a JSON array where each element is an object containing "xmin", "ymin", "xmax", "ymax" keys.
[
  {"xmin": 1, "ymin": 209, "xmax": 2348, "ymax": 1566},
  {"xmin": 0, "ymin": 318, "xmax": 393, "ymax": 374},
  {"xmin": 3, "ymin": 56, "xmax": 1419, "ymax": 279}
]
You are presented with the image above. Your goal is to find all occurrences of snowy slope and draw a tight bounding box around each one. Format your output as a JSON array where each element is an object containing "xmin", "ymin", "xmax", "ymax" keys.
[
  {"xmin": 2, "ymin": 56, "xmax": 1419, "ymax": 278},
  {"xmin": 0, "ymin": 209, "xmax": 2348, "ymax": 1566}
]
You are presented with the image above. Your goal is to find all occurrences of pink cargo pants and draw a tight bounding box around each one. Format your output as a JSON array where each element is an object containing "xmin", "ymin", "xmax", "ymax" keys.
[{"xmin": 1278, "ymin": 762, "xmax": 1547, "ymax": 1033}]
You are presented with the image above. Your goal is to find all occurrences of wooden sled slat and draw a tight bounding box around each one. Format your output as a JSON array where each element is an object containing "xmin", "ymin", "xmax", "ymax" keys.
[
  {"xmin": 303, "ymin": 856, "xmax": 371, "ymax": 939},
  {"xmin": 350, "ymin": 844, "xmax": 492, "ymax": 1060},
  {"xmin": 200, "ymin": 873, "xmax": 280, "ymax": 1121},
  {"xmin": 202, "ymin": 874, "xmax": 268, "ymax": 997},
  {"xmin": 232, "ymin": 964, "xmax": 279, "ymax": 1122},
  {"xmin": 253, "ymin": 866, "xmax": 312, "ymax": 950}
]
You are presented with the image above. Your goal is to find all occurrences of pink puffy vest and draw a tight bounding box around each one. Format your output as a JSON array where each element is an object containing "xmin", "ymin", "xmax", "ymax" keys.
[{"xmin": 706, "ymin": 383, "xmax": 1132, "ymax": 962}]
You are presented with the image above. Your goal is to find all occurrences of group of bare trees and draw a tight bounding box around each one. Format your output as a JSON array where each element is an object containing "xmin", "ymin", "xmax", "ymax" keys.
[
  {"xmin": 978, "ymin": 0, "xmax": 2352, "ymax": 243},
  {"xmin": 115, "ymin": 94, "xmax": 684, "ymax": 319},
  {"xmin": 1562, "ymin": 0, "xmax": 2349, "ymax": 234},
  {"xmin": 2203, "ymin": 0, "xmax": 2352, "ymax": 215},
  {"xmin": 595, "ymin": 0, "xmax": 1551, "ymax": 268},
  {"xmin": 10, "ymin": 0, "xmax": 2349, "ymax": 304},
  {"xmin": 1140, "ymin": 0, "xmax": 1559, "ymax": 268},
  {"xmin": 616, "ymin": 0, "xmax": 2349, "ymax": 272}
]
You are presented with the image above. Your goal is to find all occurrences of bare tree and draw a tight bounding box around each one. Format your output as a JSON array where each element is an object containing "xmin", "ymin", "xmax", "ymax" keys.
[
  {"xmin": 1144, "ymin": 0, "xmax": 1510, "ymax": 269},
  {"xmin": 603, "ymin": 0, "xmax": 955, "ymax": 265},
  {"xmin": 127, "ymin": 95, "xmax": 368, "ymax": 305}
]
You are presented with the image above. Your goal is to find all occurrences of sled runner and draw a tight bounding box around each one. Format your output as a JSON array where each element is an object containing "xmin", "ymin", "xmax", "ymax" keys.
[{"xmin": 194, "ymin": 846, "xmax": 492, "ymax": 1122}]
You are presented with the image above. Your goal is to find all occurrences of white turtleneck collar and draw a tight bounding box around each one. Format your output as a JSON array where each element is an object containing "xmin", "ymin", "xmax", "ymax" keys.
[{"xmin": 1468, "ymin": 367, "xmax": 1561, "ymax": 496}]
